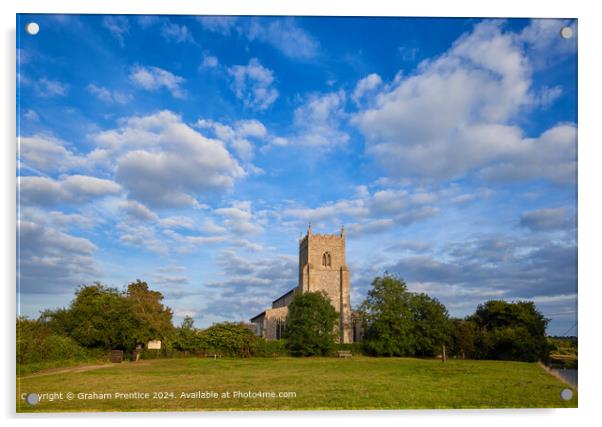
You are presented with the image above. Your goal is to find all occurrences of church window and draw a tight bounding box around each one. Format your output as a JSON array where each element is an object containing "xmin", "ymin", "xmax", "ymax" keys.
[
  {"xmin": 322, "ymin": 252, "xmax": 332, "ymax": 268},
  {"xmin": 276, "ymin": 321, "xmax": 285, "ymax": 340}
]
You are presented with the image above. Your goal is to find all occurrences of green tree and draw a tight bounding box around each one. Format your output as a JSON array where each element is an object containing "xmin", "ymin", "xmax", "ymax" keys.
[
  {"xmin": 409, "ymin": 292, "xmax": 450, "ymax": 357},
  {"xmin": 448, "ymin": 318, "xmax": 478, "ymax": 359},
  {"xmin": 359, "ymin": 275, "xmax": 415, "ymax": 356},
  {"xmin": 359, "ymin": 275, "xmax": 450, "ymax": 357},
  {"xmin": 285, "ymin": 291, "xmax": 338, "ymax": 356},
  {"xmin": 42, "ymin": 283, "xmax": 139, "ymax": 351},
  {"xmin": 469, "ymin": 300, "xmax": 550, "ymax": 362},
  {"xmin": 126, "ymin": 280, "xmax": 175, "ymax": 346},
  {"xmin": 40, "ymin": 281, "xmax": 175, "ymax": 353},
  {"xmin": 173, "ymin": 316, "xmax": 203, "ymax": 353}
]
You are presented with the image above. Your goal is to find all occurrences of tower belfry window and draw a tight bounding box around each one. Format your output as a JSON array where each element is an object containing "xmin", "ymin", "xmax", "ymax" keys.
[{"xmin": 322, "ymin": 252, "xmax": 332, "ymax": 268}]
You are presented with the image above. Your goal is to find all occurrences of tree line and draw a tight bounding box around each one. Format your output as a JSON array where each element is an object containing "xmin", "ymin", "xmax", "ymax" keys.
[
  {"xmin": 284, "ymin": 275, "xmax": 550, "ymax": 362},
  {"xmin": 17, "ymin": 275, "xmax": 551, "ymax": 372}
]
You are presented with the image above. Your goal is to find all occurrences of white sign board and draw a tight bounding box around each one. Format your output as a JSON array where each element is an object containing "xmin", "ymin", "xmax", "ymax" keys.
[{"xmin": 147, "ymin": 340, "xmax": 162, "ymax": 350}]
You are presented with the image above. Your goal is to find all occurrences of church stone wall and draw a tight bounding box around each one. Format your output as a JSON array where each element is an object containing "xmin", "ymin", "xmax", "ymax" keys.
[{"xmin": 263, "ymin": 307, "xmax": 288, "ymax": 340}]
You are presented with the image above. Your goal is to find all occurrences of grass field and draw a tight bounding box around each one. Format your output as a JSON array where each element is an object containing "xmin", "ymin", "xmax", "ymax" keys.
[{"xmin": 17, "ymin": 357, "xmax": 577, "ymax": 412}]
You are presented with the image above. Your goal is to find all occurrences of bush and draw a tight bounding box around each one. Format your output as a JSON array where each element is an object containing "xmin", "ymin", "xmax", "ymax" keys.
[
  {"xmin": 17, "ymin": 317, "xmax": 102, "ymax": 374},
  {"xmin": 198, "ymin": 322, "xmax": 257, "ymax": 357},
  {"xmin": 254, "ymin": 339, "xmax": 289, "ymax": 357}
]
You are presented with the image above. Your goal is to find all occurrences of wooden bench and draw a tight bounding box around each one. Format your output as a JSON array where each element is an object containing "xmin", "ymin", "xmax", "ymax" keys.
[
  {"xmin": 109, "ymin": 350, "xmax": 123, "ymax": 363},
  {"xmin": 336, "ymin": 350, "xmax": 352, "ymax": 358}
]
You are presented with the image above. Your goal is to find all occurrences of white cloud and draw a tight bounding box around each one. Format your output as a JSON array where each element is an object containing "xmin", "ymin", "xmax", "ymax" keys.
[
  {"xmin": 195, "ymin": 118, "xmax": 268, "ymax": 161},
  {"xmin": 24, "ymin": 110, "xmax": 39, "ymax": 121},
  {"xmin": 284, "ymin": 198, "xmax": 368, "ymax": 224},
  {"xmin": 153, "ymin": 273, "xmax": 189, "ymax": 285},
  {"xmin": 200, "ymin": 219, "xmax": 227, "ymax": 235},
  {"xmin": 37, "ymin": 78, "xmax": 68, "ymax": 97},
  {"xmin": 20, "ymin": 208, "xmax": 98, "ymax": 232},
  {"xmin": 285, "ymin": 90, "xmax": 349, "ymax": 148},
  {"xmin": 233, "ymin": 239, "xmax": 264, "ymax": 252},
  {"xmin": 197, "ymin": 17, "xmax": 318, "ymax": 60},
  {"xmin": 197, "ymin": 16, "xmax": 239, "ymax": 36},
  {"xmin": 280, "ymin": 182, "xmax": 491, "ymax": 235},
  {"xmin": 398, "ymin": 46, "xmax": 420, "ymax": 62},
  {"xmin": 102, "ymin": 16, "xmax": 130, "ymax": 47},
  {"xmin": 87, "ymin": 84, "xmax": 132, "ymax": 104},
  {"xmin": 113, "ymin": 203, "xmax": 232, "ymax": 255},
  {"xmin": 158, "ymin": 216, "xmax": 198, "ymax": 230},
  {"xmin": 215, "ymin": 201, "xmax": 264, "ymax": 235},
  {"xmin": 352, "ymin": 73, "xmax": 383, "ymax": 104},
  {"xmin": 19, "ymin": 74, "xmax": 69, "ymax": 97},
  {"xmin": 119, "ymin": 200, "xmax": 158, "ymax": 222},
  {"xmin": 95, "ymin": 111, "xmax": 244, "ymax": 208},
  {"xmin": 19, "ymin": 134, "xmax": 85, "ymax": 173},
  {"xmin": 450, "ymin": 194, "xmax": 476, "ymax": 204},
  {"xmin": 161, "ymin": 21, "xmax": 195, "ymax": 44},
  {"xmin": 346, "ymin": 219, "xmax": 394, "ymax": 235},
  {"xmin": 117, "ymin": 221, "xmax": 167, "ymax": 254},
  {"xmin": 245, "ymin": 18, "xmax": 318, "ymax": 60},
  {"xmin": 227, "ymin": 58, "xmax": 278, "ymax": 110},
  {"xmin": 18, "ymin": 220, "xmax": 100, "ymax": 294},
  {"xmin": 163, "ymin": 229, "xmax": 227, "ymax": 253},
  {"xmin": 129, "ymin": 65, "xmax": 186, "ymax": 99},
  {"xmin": 136, "ymin": 16, "xmax": 160, "ymax": 28},
  {"xmin": 271, "ymin": 137, "xmax": 288, "ymax": 147},
  {"xmin": 19, "ymin": 175, "xmax": 122, "ymax": 206},
  {"xmin": 283, "ymin": 186, "xmax": 439, "ymax": 232},
  {"xmin": 535, "ymin": 85, "xmax": 563, "ymax": 108},
  {"xmin": 353, "ymin": 20, "xmax": 576, "ymax": 184},
  {"xmin": 235, "ymin": 119, "xmax": 267, "ymax": 138},
  {"xmin": 518, "ymin": 19, "xmax": 577, "ymax": 69},
  {"xmin": 479, "ymin": 124, "xmax": 577, "ymax": 184},
  {"xmin": 200, "ymin": 54, "xmax": 219, "ymax": 69}
]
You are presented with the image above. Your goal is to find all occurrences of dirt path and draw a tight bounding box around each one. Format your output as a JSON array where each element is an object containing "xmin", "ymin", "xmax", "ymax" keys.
[
  {"xmin": 539, "ymin": 362, "xmax": 578, "ymax": 389},
  {"xmin": 17, "ymin": 360, "xmax": 158, "ymax": 379},
  {"xmin": 18, "ymin": 361, "xmax": 153, "ymax": 379}
]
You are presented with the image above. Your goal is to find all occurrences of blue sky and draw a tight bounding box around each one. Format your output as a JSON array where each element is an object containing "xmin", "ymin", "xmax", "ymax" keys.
[{"xmin": 17, "ymin": 15, "xmax": 577, "ymax": 335}]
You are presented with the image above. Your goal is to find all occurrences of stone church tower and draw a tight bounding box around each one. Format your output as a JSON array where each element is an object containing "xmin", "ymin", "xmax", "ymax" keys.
[
  {"xmin": 298, "ymin": 224, "xmax": 352, "ymax": 343},
  {"xmin": 251, "ymin": 225, "xmax": 353, "ymax": 344}
]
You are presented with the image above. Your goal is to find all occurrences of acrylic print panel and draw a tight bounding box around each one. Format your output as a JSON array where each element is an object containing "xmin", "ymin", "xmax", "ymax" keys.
[{"xmin": 16, "ymin": 14, "xmax": 578, "ymax": 412}]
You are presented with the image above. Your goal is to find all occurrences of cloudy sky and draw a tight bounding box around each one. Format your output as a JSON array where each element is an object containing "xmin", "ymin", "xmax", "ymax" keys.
[{"xmin": 17, "ymin": 15, "xmax": 577, "ymax": 335}]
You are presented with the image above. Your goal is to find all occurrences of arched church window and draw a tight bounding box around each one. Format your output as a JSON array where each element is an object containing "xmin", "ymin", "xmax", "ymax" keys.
[
  {"xmin": 276, "ymin": 321, "xmax": 285, "ymax": 340},
  {"xmin": 322, "ymin": 252, "xmax": 332, "ymax": 268}
]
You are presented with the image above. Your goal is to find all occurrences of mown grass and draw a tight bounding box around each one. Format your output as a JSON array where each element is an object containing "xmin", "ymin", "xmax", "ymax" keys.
[{"xmin": 17, "ymin": 356, "xmax": 577, "ymax": 412}]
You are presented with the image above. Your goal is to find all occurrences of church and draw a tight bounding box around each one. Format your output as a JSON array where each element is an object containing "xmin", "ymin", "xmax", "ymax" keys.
[{"xmin": 250, "ymin": 225, "xmax": 355, "ymax": 343}]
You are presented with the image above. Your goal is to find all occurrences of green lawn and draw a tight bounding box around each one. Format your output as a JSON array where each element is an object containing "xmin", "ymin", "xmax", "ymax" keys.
[{"xmin": 17, "ymin": 357, "xmax": 577, "ymax": 412}]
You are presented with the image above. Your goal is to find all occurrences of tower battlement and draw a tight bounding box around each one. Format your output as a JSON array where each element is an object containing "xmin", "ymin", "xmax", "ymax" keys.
[{"xmin": 299, "ymin": 224, "xmax": 345, "ymax": 244}]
